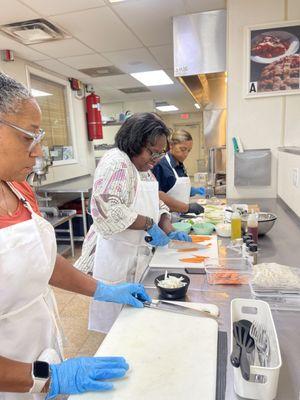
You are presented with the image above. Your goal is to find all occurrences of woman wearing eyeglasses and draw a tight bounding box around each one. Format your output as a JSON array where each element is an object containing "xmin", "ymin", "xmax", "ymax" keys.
[
  {"xmin": 76, "ymin": 113, "xmax": 191, "ymax": 333},
  {"xmin": 152, "ymin": 129, "xmax": 205, "ymax": 216},
  {"xmin": 0, "ymin": 73, "xmax": 152, "ymax": 399}
]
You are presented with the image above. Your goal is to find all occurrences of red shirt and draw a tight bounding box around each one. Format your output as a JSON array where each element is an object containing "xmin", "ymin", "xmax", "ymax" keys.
[{"xmin": 0, "ymin": 181, "xmax": 40, "ymax": 229}]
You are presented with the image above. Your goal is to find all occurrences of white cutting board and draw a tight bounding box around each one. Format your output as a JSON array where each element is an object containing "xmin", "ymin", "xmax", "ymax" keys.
[
  {"xmin": 149, "ymin": 235, "xmax": 218, "ymax": 269},
  {"xmin": 70, "ymin": 305, "xmax": 218, "ymax": 400}
]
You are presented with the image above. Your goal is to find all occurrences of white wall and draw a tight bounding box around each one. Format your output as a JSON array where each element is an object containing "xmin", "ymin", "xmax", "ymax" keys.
[
  {"xmin": 278, "ymin": 152, "xmax": 300, "ymax": 216},
  {"xmin": 0, "ymin": 56, "xmax": 95, "ymax": 185},
  {"xmin": 227, "ymin": 0, "xmax": 300, "ymax": 199}
]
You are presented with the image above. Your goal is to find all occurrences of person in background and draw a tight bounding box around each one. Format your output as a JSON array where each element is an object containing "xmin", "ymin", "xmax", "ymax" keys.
[
  {"xmin": 76, "ymin": 113, "xmax": 191, "ymax": 334},
  {"xmin": 0, "ymin": 72, "xmax": 151, "ymax": 400},
  {"xmin": 152, "ymin": 129, "xmax": 205, "ymax": 215}
]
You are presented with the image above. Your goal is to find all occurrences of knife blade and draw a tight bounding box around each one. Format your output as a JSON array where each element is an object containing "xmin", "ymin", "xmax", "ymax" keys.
[{"xmin": 143, "ymin": 300, "xmax": 218, "ymax": 320}]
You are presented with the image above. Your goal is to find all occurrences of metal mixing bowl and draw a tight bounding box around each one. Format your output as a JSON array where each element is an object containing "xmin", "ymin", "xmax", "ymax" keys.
[{"xmin": 241, "ymin": 212, "xmax": 277, "ymax": 236}]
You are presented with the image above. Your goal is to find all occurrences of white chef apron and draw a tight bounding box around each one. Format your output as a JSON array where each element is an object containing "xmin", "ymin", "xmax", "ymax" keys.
[
  {"xmin": 89, "ymin": 169, "xmax": 159, "ymax": 333},
  {"xmin": 0, "ymin": 183, "xmax": 64, "ymax": 400},
  {"xmin": 165, "ymin": 153, "xmax": 191, "ymax": 204}
]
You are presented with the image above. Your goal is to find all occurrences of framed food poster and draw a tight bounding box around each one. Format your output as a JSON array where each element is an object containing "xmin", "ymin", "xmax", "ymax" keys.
[{"xmin": 245, "ymin": 20, "xmax": 300, "ymax": 98}]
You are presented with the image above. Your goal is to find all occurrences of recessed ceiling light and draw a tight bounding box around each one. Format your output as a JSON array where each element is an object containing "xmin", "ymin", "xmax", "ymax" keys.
[
  {"xmin": 108, "ymin": 0, "xmax": 126, "ymax": 2},
  {"xmin": 156, "ymin": 105, "xmax": 179, "ymax": 112},
  {"xmin": 31, "ymin": 89, "xmax": 52, "ymax": 97},
  {"xmin": 194, "ymin": 103, "xmax": 201, "ymax": 109},
  {"xmin": 131, "ymin": 70, "xmax": 173, "ymax": 86}
]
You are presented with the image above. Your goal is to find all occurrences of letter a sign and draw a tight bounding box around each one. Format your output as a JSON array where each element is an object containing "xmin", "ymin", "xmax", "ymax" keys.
[{"xmin": 249, "ymin": 82, "xmax": 257, "ymax": 94}]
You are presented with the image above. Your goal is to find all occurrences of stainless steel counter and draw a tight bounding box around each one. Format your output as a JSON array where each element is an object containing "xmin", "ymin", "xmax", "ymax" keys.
[
  {"xmin": 278, "ymin": 146, "xmax": 300, "ymax": 156},
  {"xmin": 141, "ymin": 198, "xmax": 300, "ymax": 400}
]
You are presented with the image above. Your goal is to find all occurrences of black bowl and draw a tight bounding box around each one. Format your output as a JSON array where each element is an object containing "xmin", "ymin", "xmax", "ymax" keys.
[{"xmin": 154, "ymin": 273, "xmax": 190, "ymax": 300}]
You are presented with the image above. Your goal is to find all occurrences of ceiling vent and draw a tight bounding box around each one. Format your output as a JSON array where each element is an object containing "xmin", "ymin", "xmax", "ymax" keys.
[
  {"xmin": 154, "ymin": 101, "xmax": 169, "ymax": 107},
  {"xmin": 0, "ymin": 18, "xmax": 70, "ymax": 45},
  {"xmin": 119, "ymin": 87, "xmax": 150, "ymax": 94},
  {"xmin": 79, "ymin": 66, "xmax": 124, "ymax": 77}
]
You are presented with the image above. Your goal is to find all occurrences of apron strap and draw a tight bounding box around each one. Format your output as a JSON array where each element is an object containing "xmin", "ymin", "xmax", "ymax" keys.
[
  {"xmin": 165, "ymin": 153, "xmax": 179, "ymax": 179},
  {"xmin": 6, "ymin": 181, "xmax": 34, "ymax": 214}
]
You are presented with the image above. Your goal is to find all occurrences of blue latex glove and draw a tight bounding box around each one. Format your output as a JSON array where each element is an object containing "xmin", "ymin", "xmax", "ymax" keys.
[
  {"xmin": 47, "ymin": 356, "xmax": 129, "ymax": 398},
  {"xmin": 168, "ymin": 231, "xmax": 192, "ymax": 242},
  {"xmin": 190, "ymin": 186, "xmax": 206, "ymax": 197},
  {"xmin": 94, "ymin": 281, "xmax": 151, "ymax": 307},
  {"xmin": 146, "ymin": 223, "xmax": 170, "ymax": 247}
]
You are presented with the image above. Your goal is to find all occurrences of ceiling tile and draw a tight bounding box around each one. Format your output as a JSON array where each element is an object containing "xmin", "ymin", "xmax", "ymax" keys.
[
  {"xmin": 34, "ymin": 59, "xmax": 89, "ymax": 81},
  {"xmin": 0, "ymin": 0, "xmax": 39, "ymax": 25},
  {"xmin": 58, "ymin": 53, "xmax": 111, "ymax": 69},
  {"xmin": 20, "ymin": 0, "xmax": 105, "ymax": 17},
  {"xmin": 149, "ymin": 45, "xmax": 174, "ymax": 69},
  {"xmin": 183, "ymin": 0, "xmax": 226, "ymax": 13},
  {"xmin": 0, "ymin": 34, "xmax": 49, "ymax": 61},
  {"xmin": 88, "ymin": 73, "xmax": 145, "ymax": 90},
  {"xmin": 50, "ymin": 7, "xmax": 142, "ymax": 52},
  {"xmin": 111, "ymin": 0, "xmax": 185, "ymax": 46},
  {"xmin": 30, "ymin": 38, "xmax": 93, "ymax": 58},
  {"xmin": 103, "ymin": 48, "xmax": 161, "ymax": 73}
]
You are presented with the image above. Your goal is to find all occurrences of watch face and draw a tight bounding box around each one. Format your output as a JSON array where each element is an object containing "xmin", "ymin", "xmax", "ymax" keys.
[{"xmin": 33, "ymin": 361, "xmax": 49, "ymax": 379}]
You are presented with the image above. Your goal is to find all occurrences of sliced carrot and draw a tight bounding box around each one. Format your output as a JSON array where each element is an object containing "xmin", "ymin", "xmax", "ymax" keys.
[
  {"xmin": 190, "ymin": 235, "xmax": 211, "ymax": 243},
  {"xmin": 179, "ymin": 255, "xmax": 208, "ymax": 263},
  {"xmin": 177, "ymin": 247, "xmax": 200, "ymax": 252}
]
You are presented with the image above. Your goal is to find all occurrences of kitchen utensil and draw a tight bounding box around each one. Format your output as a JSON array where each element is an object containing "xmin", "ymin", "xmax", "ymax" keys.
[
  {"xmin": 250, "ymin": 320, "xmax": 270, "ymax": 367},
  {"xmin": 172, "ymin": 221, "xmax": 192, "ymax": 233},
  {"xmin": 75, "ymin": 306, "xmax": 218, "ymax": 400},
  {"xmin": 167, "ymin": 240, "xmax": 206, "ymax": 250},
  {"xmin": 143, "ymin": 300, "xmax": 218, "ymax": 319},
  {"xmin": 154, "ymin": 273, "xmax": 190, "ymax": 300},
  {"xmin": 241, "ymin": 212, "xmax": 277, "ymax": 235},
  {"xmin": 232, "ymin": 320, "xmax": 255, "ymax": 380},
  {"xmin": 192, "ymin": 222, "xmax": 215, "ymax": 235},
  {"xmin": 149, "ymin": 235, "xmax": 218, "ymax": 269}
]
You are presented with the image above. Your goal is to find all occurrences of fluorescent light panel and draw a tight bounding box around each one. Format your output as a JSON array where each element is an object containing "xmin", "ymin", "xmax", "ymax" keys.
[
  {"xmin": 131, "ymin": 70, "xmax": 173, "ymax": 86},
  {"xmin": 194, "ymin": 103, "xmax": 201, "ymax": 109},
  {"xmin": 31, "ymin": 89, "xmax": 52, "ymax": 97},
  {"xmin": 156, "ymin": 105, "xmax": 178, "ymax": 112}
]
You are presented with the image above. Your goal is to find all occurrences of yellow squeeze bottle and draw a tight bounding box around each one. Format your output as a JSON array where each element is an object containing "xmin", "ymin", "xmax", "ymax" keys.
[{"xmin": 231, "ymin": 211, "xmax": 242, "ymax": 240}]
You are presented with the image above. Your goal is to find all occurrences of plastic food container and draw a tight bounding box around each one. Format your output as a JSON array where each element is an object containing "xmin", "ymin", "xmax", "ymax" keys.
[
  {"xmin": 172, "ymin": 222, "xmax": 192, "ymax": 234},
  {"xmin": 204, "ymin": 258, "xmax": 252, "ymax": 285},
  {"xmin": 192, "ymin": 222, "xmax": 215, "ymax": 235},
  {"xmin": 231, "ymin": 298, "xmax": 282, "ymax": 400},
  {"xmin": 215, "ymin": 223, "xmax": 231, "ymax": 237}
]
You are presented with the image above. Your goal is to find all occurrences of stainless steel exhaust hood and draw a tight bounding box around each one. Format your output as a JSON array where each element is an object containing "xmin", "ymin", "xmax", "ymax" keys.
[{"xmin": 173, "ymin": 9, "xmax": 227, "ymax": 108}]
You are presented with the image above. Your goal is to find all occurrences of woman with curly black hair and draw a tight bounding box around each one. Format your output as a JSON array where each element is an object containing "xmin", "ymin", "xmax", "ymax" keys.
[{"xmin": 77, "ymin": 112, "xmax": 191, "ymax": 333}]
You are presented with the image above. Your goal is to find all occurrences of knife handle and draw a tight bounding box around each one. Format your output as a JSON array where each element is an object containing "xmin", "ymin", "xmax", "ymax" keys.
[{"xmin": 145, "ymin": 236, "xmax": 152, "ymax": 243}]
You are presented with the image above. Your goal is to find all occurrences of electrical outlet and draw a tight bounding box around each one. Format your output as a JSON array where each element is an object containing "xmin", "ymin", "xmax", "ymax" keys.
[{"xmin": 292, "ymin": 168, "xmax": 299, "ymax": 187}]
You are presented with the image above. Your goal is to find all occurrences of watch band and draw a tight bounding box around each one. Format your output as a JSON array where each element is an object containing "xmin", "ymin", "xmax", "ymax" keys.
[
  {"xmin": 144, "ymin": 217, "xmax": 154, "ymax": 231},
  {"xmin": 29, "ymin": 361, "xmax": 50, "ymax": 393}
]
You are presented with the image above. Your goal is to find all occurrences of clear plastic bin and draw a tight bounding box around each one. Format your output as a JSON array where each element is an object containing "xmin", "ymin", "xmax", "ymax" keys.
[{"xmin": 205, "ymin": 258, "xmax": 252, "ymax": 285}]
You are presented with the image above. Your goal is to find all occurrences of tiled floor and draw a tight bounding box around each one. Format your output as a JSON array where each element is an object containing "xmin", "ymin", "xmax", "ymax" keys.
[{"xmin": 53, "ymin": 246, "xmax": 105, "ymax": 359}]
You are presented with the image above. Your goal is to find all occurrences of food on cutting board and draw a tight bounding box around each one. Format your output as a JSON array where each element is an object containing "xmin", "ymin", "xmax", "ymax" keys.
[
  {"xmin": 251, "ymin": 33, "xmax": 290, "ymax": 58},
  {"xmin": 179, "ymin": 255, "xmax": 208, "ymax": 263},
  {"xmin": 252, "ymin": 262, "xmax": 300, "ymax": 289},
  {"xmin": 177, "ymin": 247, "xmax": 202, "ymax": 252},
  {"xmin": 157, "ymin": 271, "xmax": 187, "ymax": 289},
  {"xmin": 191, "ymin": 235, "xmax": 212, "ymax": 243},
  {"xmin": 207, "ymin": 271, "xmax": 250, "ymax": 285}
]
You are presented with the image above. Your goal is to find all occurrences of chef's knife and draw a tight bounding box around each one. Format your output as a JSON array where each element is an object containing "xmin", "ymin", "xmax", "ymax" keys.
[
  {"xmin": 143, "ymin": 300, "xmax": 218, "ymax": 320},
  {"xmin": 145, "ymin": 236, "xmax": 206, "ymax": 250}
]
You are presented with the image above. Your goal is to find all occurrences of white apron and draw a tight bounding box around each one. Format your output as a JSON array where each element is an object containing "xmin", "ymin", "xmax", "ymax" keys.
[
  {"xmin": 0, "ymin": 183, "xmax": 63, "ymax": 400},
  {"xmin": 89, "ymin": 170, "xmax": 159, "ymax": 333},
  {"xmin": 165, "ymin": 153, "xmax": 191, "ymax": 204}
]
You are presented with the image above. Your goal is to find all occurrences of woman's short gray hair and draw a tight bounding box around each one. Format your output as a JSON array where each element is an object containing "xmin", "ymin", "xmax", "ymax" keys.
[
  {"xmin": 169, "ymin": 129, "xmax": 193, "ymax": 145},
  {"xmin": 0, "ymin": 73, "xmax": 32, "ymax": 115}
]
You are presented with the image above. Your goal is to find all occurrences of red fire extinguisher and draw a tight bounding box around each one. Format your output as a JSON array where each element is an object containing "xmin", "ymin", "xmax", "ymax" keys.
[{"xmin": 86, "ymin": 92, "xmax": 103, "ymax": 140}]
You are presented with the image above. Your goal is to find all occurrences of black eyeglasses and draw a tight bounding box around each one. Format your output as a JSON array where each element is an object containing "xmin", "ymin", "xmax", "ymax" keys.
[{"xmin": 146, "ymin": 147, "xmax": 166, "ymax": 161}]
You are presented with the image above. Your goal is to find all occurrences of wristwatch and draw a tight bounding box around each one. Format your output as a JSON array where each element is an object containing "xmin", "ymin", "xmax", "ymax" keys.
[
  {"xmin": 144, "ymin": 217, "xmax": 154, "ymax": 231},
  {"xmin": 29, "ymin": 361, "xmax": 50, "ymax": 393}
]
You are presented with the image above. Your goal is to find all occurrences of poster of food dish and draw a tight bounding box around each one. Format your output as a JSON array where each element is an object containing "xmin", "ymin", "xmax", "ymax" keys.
[{"xmin": 245, "ymin": 21, "xmax": 300, "ymax": 97}]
